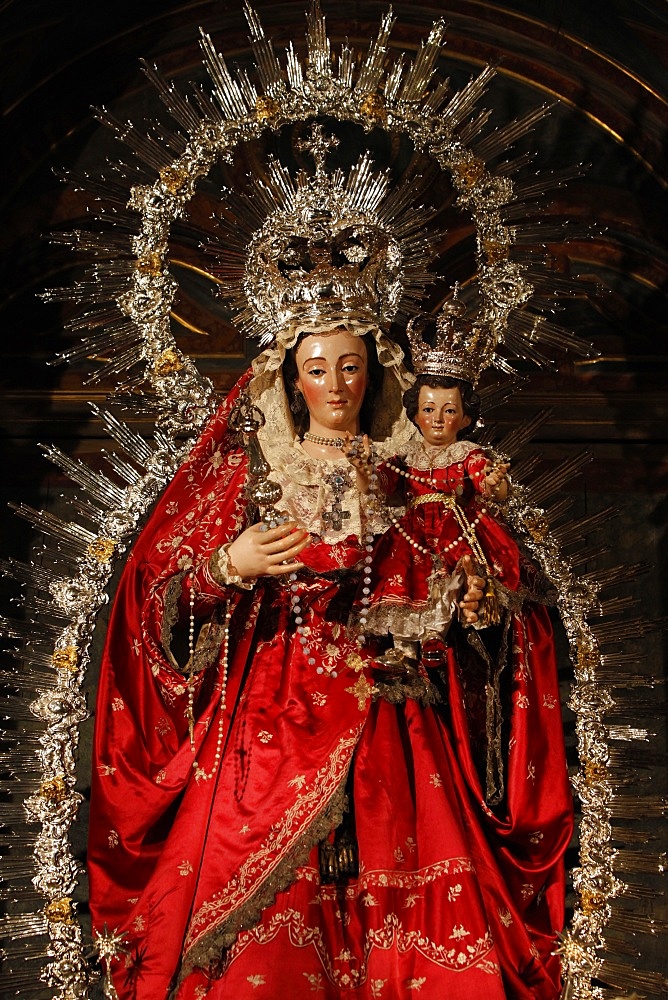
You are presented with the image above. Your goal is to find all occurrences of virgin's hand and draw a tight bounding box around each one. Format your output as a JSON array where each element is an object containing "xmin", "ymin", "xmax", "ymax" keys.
[
  {"xmin": 341, "ymin": 433, "xmax": 374, "ymax": 491},
  {"xmin": 226, "ymin": 522, "xmax": 309, "ymax": 579}
]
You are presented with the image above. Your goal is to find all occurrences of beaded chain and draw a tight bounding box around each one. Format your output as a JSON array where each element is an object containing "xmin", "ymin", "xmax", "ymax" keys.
[
  {"xmin": 187, "ymin": 576, "xmax": 232, "ymax": 782},
  {"xmin": 382, "ymin": 460, "xmax": 491, "ymax": 573},
  {"xmin": 289, "ymin": 435, "xmax": 378, "ymax": 661},
  {"xmin": 349, "ymin": 436, "xmax": 378, "ymax": 635}
]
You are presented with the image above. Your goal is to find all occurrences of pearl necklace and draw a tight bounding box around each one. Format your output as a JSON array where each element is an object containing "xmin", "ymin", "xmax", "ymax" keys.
[{"xmin": 303, "ymin": 431, "xmax": 345, "ymax": 448}]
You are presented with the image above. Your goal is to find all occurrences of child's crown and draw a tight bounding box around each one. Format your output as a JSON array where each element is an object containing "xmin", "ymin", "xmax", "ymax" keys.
[{"xmin": 407, "ymin": 286, "xmax": 488, "ymax": 384}]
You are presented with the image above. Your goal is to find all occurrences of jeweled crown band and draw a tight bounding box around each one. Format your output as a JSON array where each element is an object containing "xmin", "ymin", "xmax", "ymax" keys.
[{"xmin": 407, "ymin": 289, "xmax": 489, "ymax": 386}]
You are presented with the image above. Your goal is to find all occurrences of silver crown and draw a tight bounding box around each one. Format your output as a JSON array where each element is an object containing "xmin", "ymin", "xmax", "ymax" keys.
[
  {"xmin": 207, "ymin": 124, "xmax": 441, "ymax": 346},
  {"xmin": 407, "ymin": 288, "xmax": 491, "ymax": 385}
]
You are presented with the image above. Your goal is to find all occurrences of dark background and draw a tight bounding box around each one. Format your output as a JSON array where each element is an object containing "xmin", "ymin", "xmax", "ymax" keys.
[{"xmin": 0, "ymin": 1, "xmax": 666, "ymax": 995}]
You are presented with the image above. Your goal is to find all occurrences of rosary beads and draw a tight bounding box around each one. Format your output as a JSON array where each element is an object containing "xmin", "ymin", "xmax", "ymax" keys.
[
  {"xmin": 289, "ymin": 435, "xmax": 378, "ymax": 663},
  {"xmin": 380, "ymin": 461, "xmax": 491, "ymax": 572},
  {"xmin": 187, "ymin": 577, "xmax": 231, "ymax": 781}
]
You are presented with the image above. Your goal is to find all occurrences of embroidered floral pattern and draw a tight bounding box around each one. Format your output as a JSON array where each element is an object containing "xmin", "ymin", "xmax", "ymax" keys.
[
  {"xmin": 185, "ymin": 729, "xmax": 363, "ymax": 954},
  {"xmin": 451, "ymin": 923, "xmax": 471, "ymax": 941},
  {"xmin": 303, "ymin": 971, "xmax": 324, "ymax": 991},
  {"xmin": 225, "ymin": 905, "xmax": 497, "ymax": 991},
  {"xmin": 314, "ymin": 857, "xmax": 476, "ymax": 897},
  {"xmin": 345, "ymin": 673, "xmax": 378, "ymax": 710}
]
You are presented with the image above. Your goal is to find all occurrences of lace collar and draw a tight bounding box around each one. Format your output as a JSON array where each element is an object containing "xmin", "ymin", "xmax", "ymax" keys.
[
  {"xmin": 263, "ymin": 440, "xmax": 390, "ymax": 542},
  {"xmin": 399, "ymin": 438, "xmax": 481, "ymax": 470}
]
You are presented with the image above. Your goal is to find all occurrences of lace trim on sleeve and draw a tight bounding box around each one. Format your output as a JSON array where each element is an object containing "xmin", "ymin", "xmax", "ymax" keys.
[
  {"xmin": 209, "ymin": 543, "xmax": 256, "ymax": 591},
  {"xmin": 160, "ymin": 572, "xmax": 185, "ymax": 671}
]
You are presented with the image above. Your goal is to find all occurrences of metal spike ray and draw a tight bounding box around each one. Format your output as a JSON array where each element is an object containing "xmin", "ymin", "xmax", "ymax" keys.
[
  {"xmin": 553, "ymin": 506, "xmax": 619, "ymax": 548},
  {"xmin": 474, "ymin": 104, "xmax": 554, "ymax": 162},
  {"xmin": 493, "ymin": 409, "xmax": 553, "ymax": 460},
  {"xmin": 198, "ymin": 31, "xmax": 250, "ymax": 120},
  {"xmin": 89, "ymin": 404, "xmax": 155, "ymax": 465},
  {"xmin": 8, "ymin": 504, "xmax": 97, "ymax": 559},
  {"xmin": 355, "ymin": 8, "xmax": 396, "ymax": 96},
  {"xmin": 0, "ymin": 559, "xmax": 58, "ymax": 593},
  {"xmin": 524, "ymin": 450, "xmax": 592, "ymax": 505},
  {"xmin": 583, "ymin": 563, "xmax": 650, "ymax": 591},
  {"xmin": 140, "ymin": 60, "xmax": 202, "ymax": 133},
  {"xmin": 435, "ymin": 64, "xmax": 497, "ymax": 139},
  {"xmin": 38, "ymin": 445, "xmax": 127, "ymax": 510},
  {"xmin": 244, "ymin": 0, "xmax": 286, "ymax": 97},
  {"xmin": 93, "ymin": 107, "xmax": 184, "ymax": 173},
  {"xmin": 398, "ymin": 18, "xmax": 447, "ymax": 104},
  {"xmin": 305, "ymin": 0, "xmax": 332, "ymax": 84}
]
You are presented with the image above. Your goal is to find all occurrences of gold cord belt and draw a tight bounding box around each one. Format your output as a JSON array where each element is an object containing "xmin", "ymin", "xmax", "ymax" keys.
[
  {"xmin": 407, "ymin": 492, "xmax": 490, "ymax": 572},
  {"xmin": 408, "ymin": 492, "xmax": 455, "ymax": 507}
]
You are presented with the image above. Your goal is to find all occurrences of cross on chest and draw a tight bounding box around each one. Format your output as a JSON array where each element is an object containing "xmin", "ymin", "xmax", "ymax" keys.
[
  {"xmin": 322, "ymin": 471, "xmax": 353, "ymax": 532},
  {"xmin": 322, "ymin": 500, "xmax": 351, "ymax": 532}
]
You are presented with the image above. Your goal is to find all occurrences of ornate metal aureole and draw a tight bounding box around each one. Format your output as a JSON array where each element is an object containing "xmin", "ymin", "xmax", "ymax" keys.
[{"xmin": 0, "ymin": 3, "xmax": 664, "ymax": 999}]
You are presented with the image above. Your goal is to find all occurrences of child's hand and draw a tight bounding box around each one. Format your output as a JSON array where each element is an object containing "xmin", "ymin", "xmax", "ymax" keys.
[
  {"xmin": 459, "ymin": 554, "xmax": 486, "ymax": 625},
  {"xmin": 483, "ymin": 461, "xmax": 510, "ymax": 500}
]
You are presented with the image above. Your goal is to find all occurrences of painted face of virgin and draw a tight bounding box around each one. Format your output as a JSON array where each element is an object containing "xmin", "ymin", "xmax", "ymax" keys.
[
  {"xmin": 294, "ymin": 329, "xmax": 369, "ymax": 437},
  {"xmin": 414, "ymin": 385, "xmax": 471, "ymax": 447}
]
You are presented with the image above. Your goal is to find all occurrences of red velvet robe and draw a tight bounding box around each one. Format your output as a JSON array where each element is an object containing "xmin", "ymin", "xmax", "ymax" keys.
[{"xmin": 88, "ymin": 372, "xmax": 573, "ymax": 999}]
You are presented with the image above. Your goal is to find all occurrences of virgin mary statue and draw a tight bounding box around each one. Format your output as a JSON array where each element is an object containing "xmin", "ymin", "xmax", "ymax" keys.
[
  {"xmin": 7, "ymin": 5, "xmax": 632, "ymax": 999},
  {"xmin": 86, "ymin": 124, "xmax": 573, "ymax": 999}
]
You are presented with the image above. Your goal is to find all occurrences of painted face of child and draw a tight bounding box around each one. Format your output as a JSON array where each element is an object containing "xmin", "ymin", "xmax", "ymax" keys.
[
  {"xmin": 414, "ymin": 385, "xmax": 471, "ymax": 447},
  {"xmin": 294, "ymin": 329, "xmax": 369, "ymax": 437}
]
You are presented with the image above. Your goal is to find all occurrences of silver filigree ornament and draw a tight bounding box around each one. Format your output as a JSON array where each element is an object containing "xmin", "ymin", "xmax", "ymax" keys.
[
  {"xmin": 207, "ymin": 121, "xmax": 443, "ymax": 345},
  {"xmin": 4, "ymin": 3, "xmax": 660, "ymax": 1000}
]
